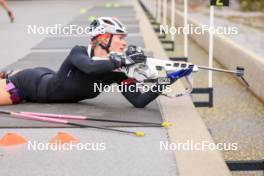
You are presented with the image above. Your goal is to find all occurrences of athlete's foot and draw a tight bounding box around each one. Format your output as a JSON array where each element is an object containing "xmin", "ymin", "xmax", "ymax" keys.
[
  {"xmin": 0, "ymin": 72, "xmax": 4, "ymax": 79},
  {"xmin": 0, "ymin": 70, "xmax": 15, "ymax": 79},
  {"xmin": 7, "ymin": 11, "xmax": 14, "ymax": 23},
  {"xmin": 0, "ymin": 71, "xmax": 8, "ymax": 79}
]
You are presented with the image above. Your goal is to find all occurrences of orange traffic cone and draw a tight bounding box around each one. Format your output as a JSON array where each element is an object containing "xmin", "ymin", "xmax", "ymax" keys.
[
  {"xmin": 49, "ymin": 132, "xmax": 79, "ymax": 145},
  {"xmin": 0, "ymin": 133, "xmax": 27, "ymax": 146}
]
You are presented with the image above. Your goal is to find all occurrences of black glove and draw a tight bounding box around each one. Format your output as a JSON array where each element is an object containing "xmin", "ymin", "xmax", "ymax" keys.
[
  {"xmin": 125, "ymin": 45, "xmax": 147, "ymax": 63},
  {"xmin": 109, "ymin": 52, "xmax": 127, "ymax": 69}
]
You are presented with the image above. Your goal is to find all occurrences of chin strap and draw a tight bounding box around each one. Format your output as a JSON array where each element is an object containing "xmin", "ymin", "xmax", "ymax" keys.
[{"xmin": 99, "ymin": 34, "xmax": 113, "ymax": 54}]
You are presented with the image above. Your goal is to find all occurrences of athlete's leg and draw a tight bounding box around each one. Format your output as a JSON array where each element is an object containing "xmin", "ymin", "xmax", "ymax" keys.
[
  {"xmin": 0, "ymin": 66, "xmax": 55, "ymax": 79},
  {"xmin": 34, "ymin": 67, "xmax": 56, "ymax": 74},
  {"xmin": 9, "ymin": 67, "xmax": 56, "ymax": 102}
]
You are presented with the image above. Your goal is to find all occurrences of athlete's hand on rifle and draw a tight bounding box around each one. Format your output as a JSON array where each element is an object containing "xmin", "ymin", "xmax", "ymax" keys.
[
  {"xmin": 125, "ymin": 45, "xmax": 147, "ymax": 64},
  {"xmin": 109, "ymin": 46, "xmax": 147, "ymax": 69},
  {"xmin": 109, "ymin": 52, "xmax": 128, "ymax": 69}
]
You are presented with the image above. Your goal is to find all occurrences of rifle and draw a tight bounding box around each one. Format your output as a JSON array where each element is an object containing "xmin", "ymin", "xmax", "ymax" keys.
[{"xmin": 120, "ymin": 57, "xmax": 248, "ymax": 97}]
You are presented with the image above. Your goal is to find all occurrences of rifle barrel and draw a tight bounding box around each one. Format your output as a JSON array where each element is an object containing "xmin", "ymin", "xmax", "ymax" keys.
[{"xmin": 197, "ymin": 66, "xmax": 238, "ymax": 74}]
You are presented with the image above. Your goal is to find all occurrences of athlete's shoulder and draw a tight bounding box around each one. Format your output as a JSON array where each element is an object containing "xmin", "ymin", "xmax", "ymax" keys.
[
  {"xmin": 71, "ymin": 45, "xmax": 87, "ymax": 52},
  {"xmin": 65, "ymin": 46, "xmax": 89, "ymax": 63}
]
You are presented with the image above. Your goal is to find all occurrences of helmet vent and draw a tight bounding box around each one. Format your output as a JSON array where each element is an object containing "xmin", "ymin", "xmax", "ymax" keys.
[
  {"xmin": 103, "ymin": 19, "xmax": 114, "ymax": 26},
  {"xmin": 112, "ymin": 19, "xmax": 123, "ymax": 28},
  {"xmin": 116, "ymin": 29, "xmax": 124, "ymax": 33},
  {"xmin": 91, "ymin": 20, "xmax": 99, "ymax": 28}
]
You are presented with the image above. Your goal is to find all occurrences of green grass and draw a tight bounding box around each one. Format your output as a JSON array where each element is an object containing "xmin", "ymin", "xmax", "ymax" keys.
[{"xmin": 240, "ymin": 0, "xmax": 264, "ymax": 12}]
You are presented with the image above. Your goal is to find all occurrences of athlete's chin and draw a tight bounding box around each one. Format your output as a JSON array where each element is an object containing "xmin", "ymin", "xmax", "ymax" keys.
[
  {"xmin": 120, "ymin": 48, "xmax": 125, "ymax": 52},
  {"xmin": 112, "ymin": 48, "xmax": 124, "ymax": 53}
]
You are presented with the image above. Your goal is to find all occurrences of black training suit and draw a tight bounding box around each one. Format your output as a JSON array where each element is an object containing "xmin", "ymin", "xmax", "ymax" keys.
[{"xmin": 10, "ymin": 45, "xmax": 163, "ymax": 108}]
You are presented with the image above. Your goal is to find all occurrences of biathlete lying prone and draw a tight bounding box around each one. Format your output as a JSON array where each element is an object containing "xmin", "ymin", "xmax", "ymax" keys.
[{"xmin": 0, "ymin": 17, "xmax": 191, "ymax": 108}]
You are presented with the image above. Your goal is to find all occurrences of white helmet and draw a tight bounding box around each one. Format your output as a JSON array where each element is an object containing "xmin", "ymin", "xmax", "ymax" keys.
[
  {"xmin": 90, "ymin": 17, "xmax": 128, "ymax": 53},
  {"xmin": 90, "ymin": 17, "xmax": 128, "ymax": 38}
]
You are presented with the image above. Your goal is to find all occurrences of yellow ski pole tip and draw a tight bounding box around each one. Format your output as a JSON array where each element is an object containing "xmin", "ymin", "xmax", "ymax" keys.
[
  {"xmin": 161, "ymin": 122, "xmax": 172, "ymax": 128},
  {"xmin": 79, "ymin": 8, "xmax": 87, "ymax": 14},
  {"xmin": 105, "ymin": 3, "xmax": 113, "ymax": 8},
  {"xmin": 135, "ymin": 131, "xmax": 145, "ymax": 137}
]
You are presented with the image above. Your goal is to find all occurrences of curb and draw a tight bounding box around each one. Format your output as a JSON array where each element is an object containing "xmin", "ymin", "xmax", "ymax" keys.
[{"xmin": 133, "ymin": 1, "xmax": 232, "ymax": 176}]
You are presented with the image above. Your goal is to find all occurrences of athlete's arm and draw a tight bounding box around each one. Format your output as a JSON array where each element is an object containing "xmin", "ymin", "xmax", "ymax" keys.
[
  {"xmin": 70, "ymin": 46, "xmax": 120, "ymax": 74},
  {"xmin": 118, "ymin": 78, "xmax": 168, "ymax": 108}
]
